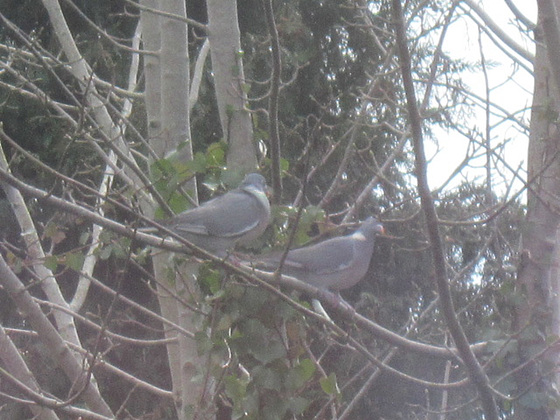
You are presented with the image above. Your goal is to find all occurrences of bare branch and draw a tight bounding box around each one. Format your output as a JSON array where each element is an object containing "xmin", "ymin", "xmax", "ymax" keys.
[
  {"xmin": 0, "ymin": 366, "xmax": 111, "ymax": 420},
  {"xmin": 0, "ymin": 252, "xmax": 113, "ymax": 416},
  {"xmin": 189, "ymin": 38, "xmax": 210, "ymax": 113},
  {"xmin": 125, "ymin": 0, "xmax": 208, "ymax": 32},
  {"xmin": 391, "ymin": 1, "xmax": 499, "ymax": 418},
  {"xmin": 462, "ymin": 0, "xmax": 534, "ymax": 64},
  {"xmin": 0, "ymin": 326, "xmax": 60, "ymax": 420}
]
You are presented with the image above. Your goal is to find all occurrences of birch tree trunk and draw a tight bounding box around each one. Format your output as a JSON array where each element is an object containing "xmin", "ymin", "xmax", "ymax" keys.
[
  {"xmin": 138, "ymin": 1, "xmax": 259, "ymax": 417},
  {"xmin": 515, "ymin": 5, "xmax": 560, "ymax": 418},
  {"xmin": 207, "ymin": 0, "xmax": 257, "ymax": 173},
  {"xmin": 139, "ymin": 1, "xmax": 205, "ymax": 418}
]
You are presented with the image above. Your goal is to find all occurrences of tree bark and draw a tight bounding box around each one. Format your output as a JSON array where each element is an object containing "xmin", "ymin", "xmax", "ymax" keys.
[
  {"xmin": 514, "ymin": 10, "xmax": 560, "ymax": 419},
  {"xmin": 0, "ymin": 253, "xmax": 113, "ymax": 417},
  {"xmin": 0, "ymin": 326, "xmax": 60, "ymax": 420},
  {"xmin": 139, "ymin": 0, "xmax": 181, "ymax": 411},
  {"xmin": 140, "ymin": 1, "xmax": 207, "ymax": 417},
  {"xmin": 207, "ymin": 0, "xmax": 257, "ymax": 173}
]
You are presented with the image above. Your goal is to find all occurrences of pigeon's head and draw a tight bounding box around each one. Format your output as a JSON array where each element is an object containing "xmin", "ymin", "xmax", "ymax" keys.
[
  {"xmin": 359, "ymin": 217, "xmax": 385, "ymax": 237},
  {"xmin": 240, "ymin": 173, "xmax": 268, "ymax": 194}
]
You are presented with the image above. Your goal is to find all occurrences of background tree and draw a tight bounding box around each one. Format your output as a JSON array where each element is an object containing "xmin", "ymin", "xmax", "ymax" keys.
[{"xmin": 0, "ymin": 1, "xmax": 555, "ymax": 420}]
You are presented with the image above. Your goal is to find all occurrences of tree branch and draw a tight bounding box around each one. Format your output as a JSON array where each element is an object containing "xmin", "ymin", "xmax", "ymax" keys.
[
  {"xmin": 391, "ymin": 1, "xmax": 499, "ymax": 419},
  {"xmin": 0, "ymin": 252, "xmax": 113, "ymax": 417},
  {"xmin": 0, "ymin": 161, "xmax": 492, "ymax": 363},
  {"xmin": 462, "ymin": 0, "xmax": 534, "ymax": 64},
  {"xmin": 0, "ymin": 326, "xmax": 60, "ymax": 420}
]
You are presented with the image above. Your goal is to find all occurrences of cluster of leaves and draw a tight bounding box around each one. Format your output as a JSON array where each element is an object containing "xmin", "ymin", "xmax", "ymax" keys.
[{"xmin": 196, "ymin": 275, "xmax": 316, "ymax": 419}]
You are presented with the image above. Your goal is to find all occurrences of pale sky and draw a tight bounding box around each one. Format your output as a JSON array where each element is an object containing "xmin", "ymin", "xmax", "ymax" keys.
[{"xmin": 426, "ymin": 1, "xmax": 536, "ymax": 199}]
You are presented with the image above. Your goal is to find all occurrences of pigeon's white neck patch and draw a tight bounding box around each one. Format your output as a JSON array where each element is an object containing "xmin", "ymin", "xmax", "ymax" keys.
[
  {"xmin": 353, "ymin": 231, "xmax": 366, "ymax": 241},
  {"xmin": 244, "ymin": 186, "xmax": 261, "ymax": 194}
]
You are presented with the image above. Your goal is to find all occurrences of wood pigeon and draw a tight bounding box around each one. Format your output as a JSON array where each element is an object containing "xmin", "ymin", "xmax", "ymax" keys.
[
  {"xmin": 160, "ymin": 173, "xmax": 270, "ymax": 256},
  {"xmin": 257, "ymin": 217, "xmax": 384, "ymax": 291}
]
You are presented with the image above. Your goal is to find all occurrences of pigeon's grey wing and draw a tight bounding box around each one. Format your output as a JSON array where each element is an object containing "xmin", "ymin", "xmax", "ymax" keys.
[
  {"xmin": 169, "ymin": 190, "xmax": 263, "ymax": 239},
  {"xmin": 257, "ymin": 218, "xmax": 381, "ymax": 290},
  {"xmin": 283, "ymin": 236, "xmax": 356, "ymax": 275}
]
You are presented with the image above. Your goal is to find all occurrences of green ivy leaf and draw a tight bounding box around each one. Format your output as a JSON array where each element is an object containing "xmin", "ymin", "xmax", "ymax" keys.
[
  {"xmin": 150, "ymin": 157, "xmax": 174, "ymax": 182},
  {"xmin": 320, "ymin": 372, "xmax": 340, "ymax": 397},
  {"xmin": 164, "ymin": 265, "xmax": 177, "ymax": 287},
  {"xmin": 6, "ymin": 252, "xmax": 23, "ymax": 274},
  {"xmin": 111, "ymin": 237, "xmax": 131, "ymax": 259},
  {"xmin": 225, "ymin": 375, "xmax": 248, "ymax": 402},
  {"xmin": 79, "ymin": 231, "xmax": 91, "ymax": 246},
  {"xmin": 261, "ymin": 397, "xmax": 288, "ymax": 420},
  {"xmin": 215, "ymin": 312, "xmax": 235, "ymax": 331},
  {"xmin": 197, "ymin": 263, "xmax": 223, "ymax": 296},
  {"xmin": 226, "ymin": 104, "xmax": 235, "ymax": 118},
  {"xmin": 519, "ymin": 391, "xmax": 548, "ymax": 410},
  {"xmin": 287, "ymin": 396, "xmax": 309, "ymax": 415},
  {"xmin": 253, "ymin": 365, "xmax": 281, "ymax": 391},
  {"xmin": 279, "ymin": 157, "xmax": 290, "ymax": 172},
  {"xmin": 98, "ymin": 244, "xmax": 113, "ymax": 260},
  {"xmin": 64, "ymin": 252, "xmax": 85, "ymax": 271},
  {"xmin": 44, "ymin": 255, "xmax": 59, "ymax": 271},
  {"xmin": 206, "ymin": 142, "xmax": 226, "ymax": 167},
  {"xmin": 249, "ymin": 327, "xmax": 286, "ymax": 364},
  {"xmin": 297, "ymin": 358, "xmax": 316, "ymax": 381},
  {"xmin": 187, "ymin": 151, "xmax": 207, "ymax": 173},
  {"xmin": 194, "ymin": 330, "xmax": 213, "ymax": 355},
  {"xmin": 285, "ymin": 358, "xmax": 316, "ymax": 390},
  {"xmin": 99, "ymin": 229, "xmax": 115, "ymax": 245}
]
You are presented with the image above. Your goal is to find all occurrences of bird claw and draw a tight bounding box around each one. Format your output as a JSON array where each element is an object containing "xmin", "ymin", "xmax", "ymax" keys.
[
  {"xmin": 225, "ymin": 253, "xmax": 242, "ymax": 267},
  {"xmin": 317, "ymin": 289, "xmax": 355, "ymax": 314}
]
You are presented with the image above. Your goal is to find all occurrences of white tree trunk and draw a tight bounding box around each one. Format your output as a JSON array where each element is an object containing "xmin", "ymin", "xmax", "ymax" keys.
[
  {"xmin": 207, "ymin": 0, "xmax": 257, "ymax": 172},
  {"xmin": 140, "ymin": 1, "xmax": 205, "ymax": 417}
]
